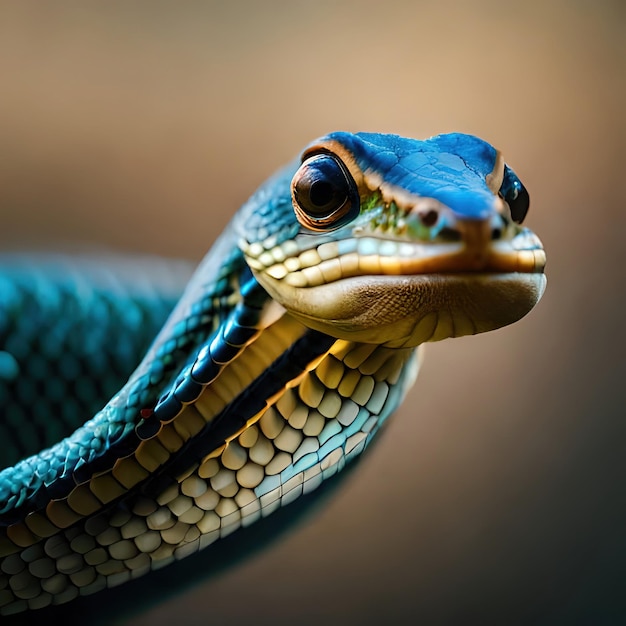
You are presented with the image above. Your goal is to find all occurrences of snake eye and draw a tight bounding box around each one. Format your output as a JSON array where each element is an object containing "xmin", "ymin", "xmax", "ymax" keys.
[
  {"xmin": 291, "ymin": 154, "xmax": 359, "ymax": 230},
  {"xmin": 500, "ymin": 165, "xmax": 530, "ymax": 224}
]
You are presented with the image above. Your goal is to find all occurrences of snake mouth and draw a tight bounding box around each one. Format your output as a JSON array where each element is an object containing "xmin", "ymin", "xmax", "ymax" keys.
[
  {"xmin": 254, "ymin": 270, "xmax": 546, "ymax": 348},
  {"xmin": 245, "ymin": 226, "xmax": 546, "ymax": 347},
  {"xmin": 247, "ymin": 227, "xmax": 545, "ymax": 284}
]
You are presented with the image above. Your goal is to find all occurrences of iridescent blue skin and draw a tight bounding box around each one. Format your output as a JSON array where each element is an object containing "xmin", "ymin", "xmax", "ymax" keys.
[
  {"xmin": 331, "ymin": 132, "xmax": 503, "ymax": 218},
  {"xmin": 0, "ymin": 133, "xmax": 545, "ymax": 608},
  {"xmin": 0, "ymin": 241, "xmax": 249, "ymax": 519},
  {"xmin": 0, "ymin": 255, "xmax": 193, "ymax": 468}
]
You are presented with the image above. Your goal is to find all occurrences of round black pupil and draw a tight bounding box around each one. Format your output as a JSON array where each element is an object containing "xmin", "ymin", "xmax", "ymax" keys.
[{"xmin": 309, "ymin": 180, "xmax": 334, "ymax": 208}]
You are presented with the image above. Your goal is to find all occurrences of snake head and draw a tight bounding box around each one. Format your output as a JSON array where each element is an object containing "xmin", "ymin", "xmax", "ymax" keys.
[{"xmin": 239, "ymin": 132, "xmax": 546, "ymax": 348}]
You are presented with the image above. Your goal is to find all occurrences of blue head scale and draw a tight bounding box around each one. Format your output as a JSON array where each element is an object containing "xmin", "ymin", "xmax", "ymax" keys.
[{"xmin": 317, "ymin": 131, "xmax": 525, "ymax": 224}]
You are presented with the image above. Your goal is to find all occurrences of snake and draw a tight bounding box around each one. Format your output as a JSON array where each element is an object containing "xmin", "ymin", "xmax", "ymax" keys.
[{"xmin": 0, "ymin": 131, "xmax": 546, "ymax": 615}]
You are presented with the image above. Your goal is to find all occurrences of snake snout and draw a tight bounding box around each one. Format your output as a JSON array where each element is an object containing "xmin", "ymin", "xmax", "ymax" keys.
[
  {"xmin": 456, "ymin": 217, "xmax": 508, "ymax": 269},
  {"xmin": 406, "ymin": 198, "xmax": 506, "ymax": 245},
  {"xmin": 404, "ymin": 197, "xmax": 513, "ymax": 271}
]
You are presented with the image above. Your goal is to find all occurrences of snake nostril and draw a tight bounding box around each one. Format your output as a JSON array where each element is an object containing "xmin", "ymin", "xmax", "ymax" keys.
[
  {"xmin": 438, "ymin": 226, "xmax": 462, "ymax": 241},
  {"xmin": 419, "ymin": 209, "xmax": 439, "ymax": 227},
  {"xmin": 490, "ymin": 213, "xmax": 508, "ymax": 241}
]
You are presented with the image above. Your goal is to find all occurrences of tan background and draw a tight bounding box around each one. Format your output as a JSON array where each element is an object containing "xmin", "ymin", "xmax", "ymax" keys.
[{"xmin": 1, "ymin": 1, "xmax": 625, "ymax": 624}]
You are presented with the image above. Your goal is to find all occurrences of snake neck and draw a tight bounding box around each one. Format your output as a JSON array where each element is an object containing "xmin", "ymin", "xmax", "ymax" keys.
[{"xmin": 0, "ymin": 309, "xmax": 420, "ymax": 614}]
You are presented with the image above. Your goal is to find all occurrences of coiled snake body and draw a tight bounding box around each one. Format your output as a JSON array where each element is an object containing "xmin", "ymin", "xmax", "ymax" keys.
[{"xmin": 0, "ymin": 132, "xmax": 546, "ymax": 614}]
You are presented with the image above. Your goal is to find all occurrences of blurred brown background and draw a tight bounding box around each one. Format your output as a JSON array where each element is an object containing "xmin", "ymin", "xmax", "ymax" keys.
[{"xmin": 0, "ymin": 1, "xmax": 624, "ymax": 624}]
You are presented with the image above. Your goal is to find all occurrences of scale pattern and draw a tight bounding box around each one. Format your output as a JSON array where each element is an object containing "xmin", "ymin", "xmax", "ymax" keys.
[
  {"xmin": 0, "ymin": 243, "xmax": 245, "ymax": 520},
  {"xmin": 0, "ymin": 255, "xmax": 192, "ymax": 467},
  {"xmin": 0, "ymin": 333, "xmax": 418, "ymax": 612},
  {"xmin": 0, "ymin": 132, "xmax": 545, "ymax": 615}
]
